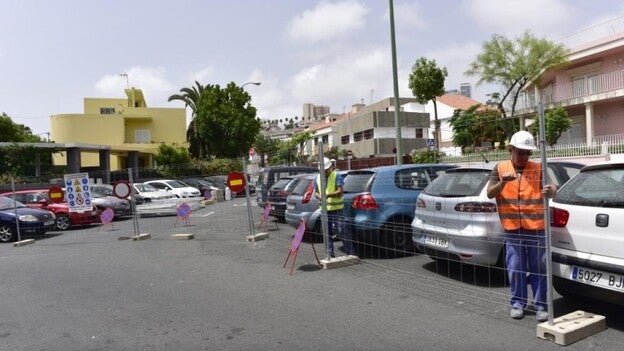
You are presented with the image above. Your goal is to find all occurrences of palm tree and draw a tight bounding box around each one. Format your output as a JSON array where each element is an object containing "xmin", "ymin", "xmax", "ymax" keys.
[{"xmin": 168, "ymin": 81, "xmax": 206, "ymax": 158}]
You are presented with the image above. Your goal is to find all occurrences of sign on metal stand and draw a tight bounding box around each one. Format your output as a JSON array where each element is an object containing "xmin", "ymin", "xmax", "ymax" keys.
[{"xmin": 244, "ymin": 156, "xmax": 269, "ymax": 242}]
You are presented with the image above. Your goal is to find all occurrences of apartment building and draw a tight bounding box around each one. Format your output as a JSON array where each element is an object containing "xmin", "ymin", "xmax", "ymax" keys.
[
  {"xmin": 516, "ymin": 16, "xmax": 624, "ymax": 146},
  {"xmin": 304, "ymin": 98, "xmax": 429, "ymax": 158},
  {"xmin": 50, "ymin": 88, "xmax": 187, "ymax": 171}
]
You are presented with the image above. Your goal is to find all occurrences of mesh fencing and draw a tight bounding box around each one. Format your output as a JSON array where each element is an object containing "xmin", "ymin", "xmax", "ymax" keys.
[{"xmin": 0, "ymin": 149, "xmax": 588, "ymax": 322}]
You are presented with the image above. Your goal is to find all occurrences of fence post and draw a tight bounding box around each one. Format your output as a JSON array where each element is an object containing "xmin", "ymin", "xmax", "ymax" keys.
[{"xmin": 317, "ymin": 142, "xmax": 330, "ymax": 260}]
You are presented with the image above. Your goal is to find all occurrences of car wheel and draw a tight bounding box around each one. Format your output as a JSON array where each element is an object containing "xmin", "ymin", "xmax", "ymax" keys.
[
  {"xmin": 382, "ymin": 216, "xmax": 415, "ymax": 257},
  {"xmin": 0, "ymin": 224, "xmax": 15, "ymax": 243},
  {"xmin": 56, "ymin": 214, "xmax": 71, "ymax": 231}
]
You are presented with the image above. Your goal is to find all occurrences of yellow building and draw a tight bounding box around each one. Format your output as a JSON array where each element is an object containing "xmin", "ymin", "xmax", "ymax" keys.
[{"xmin": 50, "ymin": 88, "xmax": 187, "ymax": 171}]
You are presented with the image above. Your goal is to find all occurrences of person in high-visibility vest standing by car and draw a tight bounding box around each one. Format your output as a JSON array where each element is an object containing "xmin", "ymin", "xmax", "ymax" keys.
[
  {"xmin": 315, "ymin": 157, "xmax": 355, "ymax": 258},
  {"xmin": 487, "ymin": 131, "xmax": 557, "ymax": 322}
]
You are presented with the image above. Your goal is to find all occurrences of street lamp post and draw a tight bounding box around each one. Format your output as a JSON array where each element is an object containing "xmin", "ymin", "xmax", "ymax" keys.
[
  {"xmin": 239, "ymin": 81, "xmax": 261, "ymax": 238},
  {"xmin": 241, "ymin": 81, "xmax": 261, "ymax": 89}
]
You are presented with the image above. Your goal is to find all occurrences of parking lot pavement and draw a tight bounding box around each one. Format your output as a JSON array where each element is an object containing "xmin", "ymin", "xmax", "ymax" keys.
[{"xmin": 0, "ymin": 197, "xmax": 622, "ymax": 350}]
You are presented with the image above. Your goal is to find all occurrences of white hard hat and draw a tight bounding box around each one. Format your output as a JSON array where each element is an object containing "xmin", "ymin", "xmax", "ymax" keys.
[
  {"xmin": 509, "ymin": 131, "xmax": 536, "ymax": 150},
  {"xmin": 321, "ymin": 157, "xmax": 332, "ymax": 170}
]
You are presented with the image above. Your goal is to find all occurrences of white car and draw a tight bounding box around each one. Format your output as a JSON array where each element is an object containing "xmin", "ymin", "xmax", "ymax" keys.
[
  {"xmin": 412, "ymin": 161, "xmax": 585, "ymax": 267},
  {"xmin": 550, "ymin": 160, "xmax": 624, "ymax": 305},
  {"xmin": 132, "ymin": 182, "xmax": 177, "ymax": 202},
  {"xmin": 143, "ymin": 180, "xmax": 201, "ymax": 198}
]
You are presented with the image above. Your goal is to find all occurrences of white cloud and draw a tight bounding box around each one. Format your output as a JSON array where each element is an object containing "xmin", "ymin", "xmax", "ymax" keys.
[
  {"xmin": 94, "ymin": 66, "xmax": 175, "ymax": 107},
  {"xmin": 387, "ymin": 2, "xmax": 426, "ymax": 29},
  {"xmin": 462, "ymin": 0, "xmax": 575, "ymax": 38},
  {"xmin": 190, "ymin": 67, "xmax": 214, "ymax": 84},
  {"xmin": 286, "ymin": 0, "xmax": 370, "ymax": 43},
  {"xmin": 288, "ymin": 47, "xmax": 394, "ymax": 114}
]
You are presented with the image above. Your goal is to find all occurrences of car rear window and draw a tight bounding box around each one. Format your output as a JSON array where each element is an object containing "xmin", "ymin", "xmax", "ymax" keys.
[
  {"xmin": 423, "ymin": 169, "xmax": 491, "ymax": 197},
  {"xmin": 343, "ymin": 171, "xmax": 374, "ymax": 193},
  {"xmin": 291, "ymin": 178, "xmax": 313, "ymax": 195},
  {"xmin": 271, "ymin": 178, "xmax": 294, "ymax": 190},
  {"xmin": 554, "ymin": 165, "xmax": 624, "ymax": 208}
]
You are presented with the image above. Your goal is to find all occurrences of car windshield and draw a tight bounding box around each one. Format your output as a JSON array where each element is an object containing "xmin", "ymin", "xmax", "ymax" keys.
[
  {"xmin": 90, "ymin": 189, "xmax": 107, "ymax": 198},
  {"xmin": 168, "ymin": 180, "xmax": 190, "ymax": 188},
  {"xmin": 555, "ymin": 166, "xmax": 624, "ymax": 208},
  {"xmin": 206, "ymin": 176, "xmax": 227, "ymax": 187},
  {"xmin": 0, "ymin": 196, "xmax": 26, "ymax": 210},
  {"xmin": 423, "ymin": 169, "xmax": 490, "ymax": 197},
  {"xmin": 136, "ymin": 183, "xmax": 159, "ymax": 192},
  {"xmin": 342, "ymin": 171, "xmax": 374, "ymax": 193}
]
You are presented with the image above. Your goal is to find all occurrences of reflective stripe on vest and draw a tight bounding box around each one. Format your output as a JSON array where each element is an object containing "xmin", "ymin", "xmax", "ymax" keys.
[
  {"xmin": 316, "ymin": 171, "xmax": 344, "ymax": 211},
  {"xmin": 495, "ymin": 160, "xmax": 545, "ymax": 230}
]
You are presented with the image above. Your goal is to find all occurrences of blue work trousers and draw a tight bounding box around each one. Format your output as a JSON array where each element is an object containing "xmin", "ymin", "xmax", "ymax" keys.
[
  {"xmin": 505, "ymin": 229, "xmax": 547, "ymax": 311},
  {"xmin": 327, "ymin": 209, "xmax": 354, "ymax": 256}
]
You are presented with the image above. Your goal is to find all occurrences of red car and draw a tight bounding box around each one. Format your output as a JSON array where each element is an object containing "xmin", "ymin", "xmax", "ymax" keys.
[{"xmin": 0, "ymin": 189, "xmax": 101, "ymax": 230}]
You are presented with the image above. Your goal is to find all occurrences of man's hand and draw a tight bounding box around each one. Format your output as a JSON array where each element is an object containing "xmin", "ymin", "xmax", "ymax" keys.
[
  {"xmin": 501, "ymin": 173, "xmax": 516, "ymax": 182},
  {"xmin": 542, "ymin": 184, "xmax": 557, "ymax": 198}
]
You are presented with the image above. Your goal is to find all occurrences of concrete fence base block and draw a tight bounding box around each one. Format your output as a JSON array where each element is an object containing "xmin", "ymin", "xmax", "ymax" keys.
[
  {"xmin": 536, "ymin": 310, "xmax": 606, "ymax": 345},
  {"xmin": 13, "ymin": 239, "xmax": 35, "ymax": 247},
  {"xmin": 132, "ymin": 233, "xmax": 151, "ymax": 241},
  {"xmin": 171, "ymin": 233, "xmax": 194, "ymax": 240},
  {"xmin": 246, "ymin": 232, "xmax": 269, "ymax": 242},
  {"xmin": 320, "ymin": 255, "xmax": 359, "ymax": 269}
]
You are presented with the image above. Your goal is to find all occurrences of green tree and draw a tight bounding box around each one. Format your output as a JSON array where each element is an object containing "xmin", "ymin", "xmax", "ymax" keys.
[
  {"xmin": 253, "ymin": 133, "xmax": 280, "ymax": 167},
  {"xmin": 168, "ymin": 81, "xmax": 206, "ymax": 159},
  {"xmin": 0, "ymin": 112, "xmax": 41, "ymax": 142},
  {"xmin": 0, "ymin": 113, "xmax": 55, "ymax": 177},
  {"xmin": 465, "ymin": 30, "xmax": 569, "ymax": 133},
  {"xmin": 194, "ymin": 82, "xmax": 262, "ymax": 159},
  {"xmin": 529, "ymin": 106, "xmax": 572, "ymax": 146},
  {"xmin": 408, "ymin": 57, "xmax": 448, "ymax": 151},
  {"xmin": 449, "ymin": 104, "xmax": 514, "ymax": 152},
  {"xmin": 154, "ymin": 144, "xmax": 191, "ymax": 165}
]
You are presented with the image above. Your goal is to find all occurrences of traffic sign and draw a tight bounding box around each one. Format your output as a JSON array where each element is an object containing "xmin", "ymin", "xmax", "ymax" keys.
[
  {"xmin": 113, "ymin": 180, "xmax": 131, "ymax": 199},
  {"xmin": 227, "ymin": 171, "xmax": 246, "ymax": 194},
  {"xmin": 347, "ymin": 149, "xmax": 353, "ymax": 157},
  {"xmin": 48, "ymin": 185, "xmax": 65, "ymax": 204},
  {"xmin": 426, "ymin": 138, "xmax": 436, "ymax": 147},
  {"xmin": 249, "ymin": 147, "xmax": 256, "ymax": 157}
]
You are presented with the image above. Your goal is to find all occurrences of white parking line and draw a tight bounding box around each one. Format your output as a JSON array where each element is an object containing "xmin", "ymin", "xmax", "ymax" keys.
[{"xmin": 202, "ymin": 211, "xmax": 215, "ymax": 217}]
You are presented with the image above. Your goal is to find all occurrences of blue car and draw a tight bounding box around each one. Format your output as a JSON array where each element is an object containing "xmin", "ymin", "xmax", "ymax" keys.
[
  {"xmin": 343, "ymin": 164, "xmax": 457, "ymax": 257},
  {"xmin": 0, "ymin": 196, "xmax": 57, "ymax": 243}
]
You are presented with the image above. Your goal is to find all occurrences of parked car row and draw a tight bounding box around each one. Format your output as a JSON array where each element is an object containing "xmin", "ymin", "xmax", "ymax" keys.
[
  {"xmin": 0, "ymin": 196, "xmax": 57, "ymax": 243},
  {"xmin": 281, "ymin": 158, "xmax": 624, "ymax": 306},
  {"xmin": 283, "ymin": 164, "xmax": 457, "ymax": 255}
]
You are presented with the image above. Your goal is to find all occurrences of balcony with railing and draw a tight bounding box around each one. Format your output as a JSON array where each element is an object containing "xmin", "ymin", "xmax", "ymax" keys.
[{"xmin": 515, "ymin": 68, "xmax": 624, "ymax": 113}]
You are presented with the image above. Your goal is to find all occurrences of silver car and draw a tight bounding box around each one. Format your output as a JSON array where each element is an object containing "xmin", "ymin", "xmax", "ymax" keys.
[
  {"xmin": 284, "ymin": 173, "xmax": 322, "ymax": 240},
  {"xmin": 411, "ymin": 161, "xmax": 585, "ymax": 267}
]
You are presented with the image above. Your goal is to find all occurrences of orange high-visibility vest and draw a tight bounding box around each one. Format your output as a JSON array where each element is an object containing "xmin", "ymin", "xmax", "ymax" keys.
[{"xmin": 495, "ymin": 160, "xmax": 545, "ymax": 231}]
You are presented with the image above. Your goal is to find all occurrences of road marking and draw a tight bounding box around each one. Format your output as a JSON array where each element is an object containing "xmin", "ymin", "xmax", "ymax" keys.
[{"xmin": 202, "ymin": 211, "xmax": 215, "ymax": 217}]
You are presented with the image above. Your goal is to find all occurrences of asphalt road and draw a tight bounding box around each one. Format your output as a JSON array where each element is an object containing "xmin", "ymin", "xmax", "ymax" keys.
[{"xmin": 1, "ymin": 197, "xmax": 622, "ymax": 351}]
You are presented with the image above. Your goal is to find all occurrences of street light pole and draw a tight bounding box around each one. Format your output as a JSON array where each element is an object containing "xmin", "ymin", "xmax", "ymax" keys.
[{"xmin": 241, "ymin": 81, "xmax": 261, "ymax": 89}]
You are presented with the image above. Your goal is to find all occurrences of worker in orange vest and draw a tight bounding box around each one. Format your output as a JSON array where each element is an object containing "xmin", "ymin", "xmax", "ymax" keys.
[{"xmin": 487, "ymin": 131, "xmax": 557, "ymax": 322}]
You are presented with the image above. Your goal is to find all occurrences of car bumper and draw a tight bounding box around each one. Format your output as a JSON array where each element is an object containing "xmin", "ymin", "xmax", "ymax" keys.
[
  {"xmin": 70, "ymin": 210, "xmax": 101, "ymax": 225},
  {"xmin": 411, "ymin": 218, "xmax": 504, "ymax": 266}
]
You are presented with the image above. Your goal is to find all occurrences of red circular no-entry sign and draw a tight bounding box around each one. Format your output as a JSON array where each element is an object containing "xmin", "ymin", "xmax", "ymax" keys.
[
  {"xmin": 48, "ymin": 185, "xmax": 65, "ymax": 204},
  {"xmin": 227, "ymin": 171, "xmax": 246, "ymax": 194}
]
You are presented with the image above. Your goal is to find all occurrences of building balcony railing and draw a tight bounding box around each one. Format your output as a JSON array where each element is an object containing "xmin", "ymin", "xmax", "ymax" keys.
[{"xmin": 515, "ymin": 69, "xmax": 624, "ymax": 113}]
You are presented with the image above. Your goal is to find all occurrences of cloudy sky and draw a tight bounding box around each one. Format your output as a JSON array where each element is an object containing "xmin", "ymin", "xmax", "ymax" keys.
[{"xmin": 2, "ymin": 0, "xmax": 624, "ymax": 137}]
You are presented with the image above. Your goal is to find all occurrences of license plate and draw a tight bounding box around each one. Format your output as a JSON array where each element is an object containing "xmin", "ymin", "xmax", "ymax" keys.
[
  {"xmin": 571, "ymin": 266, "xmax": 624, "ymax": 292},
  {"xmin": 425, "ymin": 235, "xmax": 448, "ymax": 248},
  {"xmin": 44, "ymin": 220, "xmax": 55, "ymax": 226}
]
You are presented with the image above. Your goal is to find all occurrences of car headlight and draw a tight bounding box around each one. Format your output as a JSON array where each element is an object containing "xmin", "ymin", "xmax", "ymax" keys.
[{"xmin": 19, "ymin": 214, "xmax": 39, "ymax": 222}]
